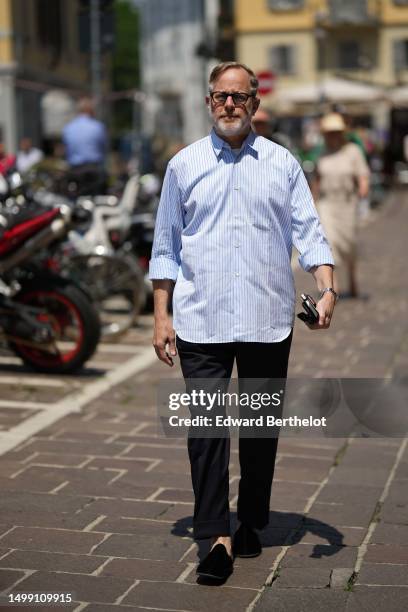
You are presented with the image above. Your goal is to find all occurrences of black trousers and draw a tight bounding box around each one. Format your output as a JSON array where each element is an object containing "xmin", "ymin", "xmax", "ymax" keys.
[{"xmin": 176, "ymin": 331, "xmax": 293, "ymax": 540}]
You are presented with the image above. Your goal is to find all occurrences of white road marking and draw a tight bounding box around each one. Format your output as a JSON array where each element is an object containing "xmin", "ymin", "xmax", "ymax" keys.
[
  {"xmin": 0, "ymin": 354, "xmax": 132, "ymax": 372},
  {"xmin": 0, "ymin": 400, "xmax": 51, "ymax": 410},
  {"xmin": 0, "ymin": 345, "xmax": 158, "ymax": 457},
  {"xmin": 84, "ymin": 360, "xmax": 128, "ymax": 370},
  {"xmin": 95, "ymin": 343, "xmax": 146, "ymax": 354},
  {"xmin": 0, "ymin": 356, "xmax": 21, "ymax": 365},
  {"xmin": 0, "ymin": 375, "xmax": 67, "ymax": 387}
]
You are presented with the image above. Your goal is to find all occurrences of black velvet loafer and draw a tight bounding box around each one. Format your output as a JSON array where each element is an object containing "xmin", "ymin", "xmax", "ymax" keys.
[
  {"xmin": 196, "ymin": 543, "xmax": 234, "ymax": 580},
  {"xmin": 233, "ymin": 524, "xmax": 262, "ymax": 558}
]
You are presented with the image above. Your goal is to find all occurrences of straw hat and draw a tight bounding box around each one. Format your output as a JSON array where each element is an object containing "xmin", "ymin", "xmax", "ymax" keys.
[{"xmin": 320, "ymin": 113, "xmax": 346, "ymax": 132}]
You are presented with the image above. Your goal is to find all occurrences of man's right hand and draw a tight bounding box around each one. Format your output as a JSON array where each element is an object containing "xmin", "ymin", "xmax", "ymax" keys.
[{"xmin": 153, "ymin": 318, "xmax": 177, "ymax": 367}]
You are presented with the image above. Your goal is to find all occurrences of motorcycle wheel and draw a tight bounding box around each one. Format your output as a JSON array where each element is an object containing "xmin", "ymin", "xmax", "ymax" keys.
[
  {"xmin": 66, "ymin": 253, "xmax": 146, "ymax": 340},
  {"xmin": 9, "ymin": 282, "xmax": 101, "ymax": 374}
]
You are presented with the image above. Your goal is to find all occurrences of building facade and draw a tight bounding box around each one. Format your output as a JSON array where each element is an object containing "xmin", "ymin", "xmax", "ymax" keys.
[
  {"xmin": 235, "ymin": 0, "xmax": 408, "ymax": 117},
  {"xmin": 138, "ymin": 0, "xmax": 223, "ymax": 144},
  {"xmin": 0, "ymin": 0, "xmax": 112, "ymax": 152}
]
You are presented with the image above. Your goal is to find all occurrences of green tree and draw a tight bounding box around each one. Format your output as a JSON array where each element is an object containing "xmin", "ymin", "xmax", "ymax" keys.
[{"xmin": 111, "ymin": 0, "xmax": 140, "ymax": 135}]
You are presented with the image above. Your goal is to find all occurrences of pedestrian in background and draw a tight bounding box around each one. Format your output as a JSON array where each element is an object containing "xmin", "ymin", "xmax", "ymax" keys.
[
  {"xmin": 149, "ymin": 61, "xmax": 336, "ymax": 582},
  {"xmin": 62, "ymin": 97, "xmax": 108, "ymax": 196},
  {"xmin": 313, "ymin": 113, "xmax": 370, "ymax": 298},
  {"xmin": 252, "ymin": 107, "xmax": 292, "ymax": 150},
  {"xmin": 16, "ymin": 137, "xmax": 43, "ymax": 174}
]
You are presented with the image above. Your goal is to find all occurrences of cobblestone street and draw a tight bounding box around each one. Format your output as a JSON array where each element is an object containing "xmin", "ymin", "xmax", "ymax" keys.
[{"xmin": 0, "ymin": 191, "xmax": 407, "ymax": 611}]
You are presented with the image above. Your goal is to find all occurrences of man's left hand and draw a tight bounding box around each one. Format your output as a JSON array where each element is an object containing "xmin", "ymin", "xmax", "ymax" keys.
[{"xmin": 307, "ymin": 293, "xmax": 336, "ymax": 330}]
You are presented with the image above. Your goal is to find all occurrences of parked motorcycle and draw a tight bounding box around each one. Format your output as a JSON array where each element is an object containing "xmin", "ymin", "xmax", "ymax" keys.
[
  {"xmin": 0, "ymin": 172, "xmax": 101, "ymax": 373},
  {"xmin": 44, "ymin": 174, "xmax": 146, "ymax": 339},
  {"xmin": 26, "ymin": 165, "xmax": 154, "ymax": 324}
]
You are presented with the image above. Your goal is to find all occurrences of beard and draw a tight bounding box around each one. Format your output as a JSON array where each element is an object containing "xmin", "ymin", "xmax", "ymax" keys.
[{"xmin": 209, "ymin": 110, "xmax": 251, "ymax": 137}]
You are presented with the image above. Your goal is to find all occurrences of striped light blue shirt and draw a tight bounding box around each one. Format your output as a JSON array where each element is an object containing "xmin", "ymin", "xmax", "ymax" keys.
[{"xmin": 149, "ymin": 129, "xmax": 334, "ymax": 343}]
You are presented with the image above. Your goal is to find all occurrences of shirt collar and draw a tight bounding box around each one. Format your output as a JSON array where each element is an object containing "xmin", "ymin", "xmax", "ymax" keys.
[{"xmin": 210, "ymin": 128, "xmax": 259, "ymax": 158}]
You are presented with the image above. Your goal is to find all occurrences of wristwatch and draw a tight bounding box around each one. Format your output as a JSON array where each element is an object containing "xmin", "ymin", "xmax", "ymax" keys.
[{"xmin": 320, "ymin": 287, "xmax": 338, "ymax": 301}]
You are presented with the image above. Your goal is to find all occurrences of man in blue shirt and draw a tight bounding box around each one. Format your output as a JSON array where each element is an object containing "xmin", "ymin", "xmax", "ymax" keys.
[
  {"xmin": 62, "ymin": 97, "xmax": 107, "ymax": 195},
  {"xmin": 149, "ymin": 62, "xmax": 336, "ymax": 581}
]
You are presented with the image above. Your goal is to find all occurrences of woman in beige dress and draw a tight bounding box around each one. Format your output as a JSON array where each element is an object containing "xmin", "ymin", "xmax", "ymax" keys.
[{"xmin": 313, "ymin": 113, "xmax": 370, "ymax": 298}]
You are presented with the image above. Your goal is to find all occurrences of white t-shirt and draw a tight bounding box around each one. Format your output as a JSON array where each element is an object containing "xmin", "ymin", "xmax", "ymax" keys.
[{"xmin": 16, "ymin": 148, "xmax": 44, "ymax": 174}]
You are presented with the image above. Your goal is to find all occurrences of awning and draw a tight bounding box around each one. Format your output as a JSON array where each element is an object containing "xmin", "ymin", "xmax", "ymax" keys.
[
  {"xmin": 275, "ymin": 78, "xmax": 385, "ymax": 104},
  {"xmin": 387, "ymin": 86, "xmax": 408, "ymax": 105}
]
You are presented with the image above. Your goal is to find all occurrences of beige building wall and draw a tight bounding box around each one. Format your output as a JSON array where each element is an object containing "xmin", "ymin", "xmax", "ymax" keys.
[
  {"xmin": 379, "ymin": 25, "xmax": 408, "ymax": 84},
  {"xmin": 237, "ymin": 31, "xmax": 316, "ymax": 88},
  {"xmin": 0, "ymin": 0, "xmax": 112, "ymax": 150},
  {"xmin": 235, "ymin": 0, "xmax": 402, "ymax": 32},
  {"xmin": 381, "ymin": 0, "xmax": 408, "ymax": 24},
  {"xmin": 0, "ymin": 0, "xmax": 13, "ymax": 64},
  {"xmin": 235, "ymin": 0, "xmax": 320, "ymax": 32},
  {"xmin": 235, "ymin": 0, "xmax": 408, "ymax": 106}
]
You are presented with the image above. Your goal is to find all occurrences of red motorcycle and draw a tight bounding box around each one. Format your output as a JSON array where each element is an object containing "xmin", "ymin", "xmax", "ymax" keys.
[{"xmin": 0, "ymin": 173, "xmax": 101, "ymax": 373}]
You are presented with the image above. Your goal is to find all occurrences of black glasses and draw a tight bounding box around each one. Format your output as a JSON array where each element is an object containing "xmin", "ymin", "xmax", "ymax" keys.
[{"xmin": 209, "ymin": 91, "xmax": 254, "ymax": 106}]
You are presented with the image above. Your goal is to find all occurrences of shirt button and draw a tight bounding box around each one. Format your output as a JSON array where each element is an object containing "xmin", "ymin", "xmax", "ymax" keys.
[
  {"xmin": 234, "ymin": 244, "xmax": 240, "ymax": 248},
  {"xmin": 235, "ymin": 272, "xmax": 240, "ymax": 277},
  {"xmin": 234, "ymin": 187, "xmax": 240, "ymax": 190}
]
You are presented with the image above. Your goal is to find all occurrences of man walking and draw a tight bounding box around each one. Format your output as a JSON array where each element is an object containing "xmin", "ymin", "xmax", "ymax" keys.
[
  {"xmin": 62, "ymin": 97, "xmax": 107, "ymax": 196},
  {"xmin": 149, "ymin": 62, "xmax": 336, "ymax": 581}
]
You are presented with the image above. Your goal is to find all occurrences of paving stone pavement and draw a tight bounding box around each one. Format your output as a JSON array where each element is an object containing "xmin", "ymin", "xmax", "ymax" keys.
[{"xmin": 0, "ymin": 191, "xmax": 407, "ymax": 611}]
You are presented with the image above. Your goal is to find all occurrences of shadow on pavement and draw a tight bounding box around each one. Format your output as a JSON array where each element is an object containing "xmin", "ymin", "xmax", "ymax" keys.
[{"xmin": 172, "ymin": 510, "xmax": 345, "ymax": 563}]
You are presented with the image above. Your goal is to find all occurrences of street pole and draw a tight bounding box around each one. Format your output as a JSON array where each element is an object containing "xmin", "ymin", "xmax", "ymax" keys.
[
  {"xmin": 203, "ymin": 0, "xmax": 219, "ymax": 134},
  {"xmin": 90, "ymin": 0, "xmax": 102, "ymax": 117}
]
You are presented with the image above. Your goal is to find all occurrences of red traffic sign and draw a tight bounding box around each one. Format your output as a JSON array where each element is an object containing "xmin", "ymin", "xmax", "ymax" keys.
[{"xmin": 256, "ymin": 70, "xmax": 276, "ymax": 96}]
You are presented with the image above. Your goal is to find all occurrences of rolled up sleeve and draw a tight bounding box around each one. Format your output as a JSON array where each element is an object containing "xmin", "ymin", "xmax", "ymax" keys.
[
  {"xmin": 289, "ymin": 156, "xmax": 335, "ymax": 271},
  {"xmin": 148, "ymin": 163, "xmax": 184, "ymax": 281}
]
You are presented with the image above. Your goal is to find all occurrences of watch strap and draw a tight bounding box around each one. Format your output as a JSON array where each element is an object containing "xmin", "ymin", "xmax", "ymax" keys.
[{"xmin": 320, "ymin": 287, "xmax": 338, "ymax": 301}]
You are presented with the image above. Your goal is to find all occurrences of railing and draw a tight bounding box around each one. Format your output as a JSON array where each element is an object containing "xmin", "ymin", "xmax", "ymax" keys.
[{"xmin": 317, "ymin": 0, "xmax": 379, "ymax": 26}]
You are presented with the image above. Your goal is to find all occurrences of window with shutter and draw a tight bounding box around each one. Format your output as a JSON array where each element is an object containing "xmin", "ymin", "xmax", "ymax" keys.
[
  {"xmin": 266, "ymin": 0, "xmax": 304, "ymax": 11},
  {"xmin": 393, "ymin": 40, "xmax": 408, "ymax": 72},
  {"xmin": 269, "ymin": 45, "xmax": 296, "ymax": 75},
  {"xmin": 328, "ymin": 0, "xmax": 368, "ymax": 23},
  {"xmin": 36, "ymin": 0, "xmax": 62, "ymax": 49},
  {"xmin": 338, "ymin": 41, "xmax": 361, "ymax": 70}
]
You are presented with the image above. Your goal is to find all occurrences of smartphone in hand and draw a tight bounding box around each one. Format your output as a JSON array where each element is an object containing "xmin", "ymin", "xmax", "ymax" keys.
[{"xmin": 297, "ymin": 293, "xmax": 319, "ymax": 325}]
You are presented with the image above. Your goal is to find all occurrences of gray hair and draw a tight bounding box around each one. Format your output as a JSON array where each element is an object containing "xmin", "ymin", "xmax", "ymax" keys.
[{"xmin": 208, "ymin": 62, "xmax": 259, "ymax": 96}]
